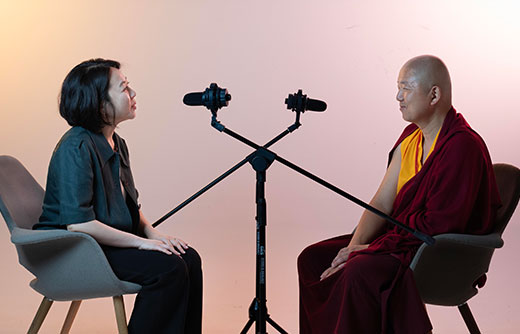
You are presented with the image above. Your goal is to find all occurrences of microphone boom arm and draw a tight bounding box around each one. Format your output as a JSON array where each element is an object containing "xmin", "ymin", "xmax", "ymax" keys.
[{"xmin": 153, "ymin": 112, "xmax": 434, "ymax": 246}]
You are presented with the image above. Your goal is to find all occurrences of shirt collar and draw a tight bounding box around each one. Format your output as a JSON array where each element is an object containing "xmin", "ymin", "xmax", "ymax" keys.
[
  {"xmin": 87, "ymin": 130, "xmax": 116, "ymax": 166},
  {"xmin": 114, "ymin": 133, "xmax": 130, "ymax": 167},
  {"xmin": 85, "ymin": 128, "xmax": 130, "ymax": 168}
]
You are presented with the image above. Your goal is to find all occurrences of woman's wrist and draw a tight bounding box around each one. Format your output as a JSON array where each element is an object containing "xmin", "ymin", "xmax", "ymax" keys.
[
  {"xmin": 129, "ymin": 234, "xmax": 144, "ymax": 248},
  {"xmin": 143, "ymin": 224, "xmax": 157, "ymax": 238}
]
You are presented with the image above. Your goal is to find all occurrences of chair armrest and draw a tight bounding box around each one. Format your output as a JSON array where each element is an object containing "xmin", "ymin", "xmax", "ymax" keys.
[
  {"xmin": 11, "ymin": 227, "xmax": 77, "ymax": 245},
  {"xmin": 11, "ymin": 227, "xmax": 141, "ymax": 301},
  {"xmin": 410, "ymin": 232, "xmax": 503, "ymax": 271},
  {"xmin": 430, "ymin": 233, "xmax": 504, "ymax": 249},
  {"xmin": 410, "ymin": 232, "xmax": 502, "ymax": 306}
]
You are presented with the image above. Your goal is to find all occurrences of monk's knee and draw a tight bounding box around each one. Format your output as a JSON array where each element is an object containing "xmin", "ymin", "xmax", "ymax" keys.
[
  {"xmin": 297, "ymin": 243, "xmax": 321, "ymax": 274},
  {"xmin": 342, "ymin": 254, "xmax": 399, "ymax": 293},
  {"xmin": 342, "ymin": 255, "xmax": 377, "ymax": 287}
]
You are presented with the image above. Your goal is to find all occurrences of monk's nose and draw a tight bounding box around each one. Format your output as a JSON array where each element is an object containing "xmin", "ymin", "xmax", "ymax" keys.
[{"xmin": 396, "ymin": 90, "xmax": 403, "ymax": 102}]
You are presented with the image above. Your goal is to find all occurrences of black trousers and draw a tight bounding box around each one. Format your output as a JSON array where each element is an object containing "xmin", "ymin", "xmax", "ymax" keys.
[{"xmin": 102, "ymin": 246, "xmax": 203, "ymax": 334}]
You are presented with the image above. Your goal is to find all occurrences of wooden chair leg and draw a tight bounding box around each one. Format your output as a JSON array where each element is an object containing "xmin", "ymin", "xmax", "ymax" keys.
[
  {"xmin": 458, "ymin": 302, "xmax": 481, "ymax": 334},
  {"xmin": 28, "ymin": 297, "xmax": 53, "ymax": 334},
  {"xmin": 60, "ymin": 300, "xmax": 82, "ymax": 334},
  {"xmin": 113, "ymin": 295, "xmax": 128, "ymax": 334}
]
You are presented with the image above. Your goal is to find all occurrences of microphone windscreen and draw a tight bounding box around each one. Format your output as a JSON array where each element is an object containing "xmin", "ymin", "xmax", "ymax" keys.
[
  {"xmin": 306, "ymin": 99, "xmax": 327, "ymax": 112},
  {"xmin": 183, "ymin": 92, "xmax": 203, "ymax": 106}
]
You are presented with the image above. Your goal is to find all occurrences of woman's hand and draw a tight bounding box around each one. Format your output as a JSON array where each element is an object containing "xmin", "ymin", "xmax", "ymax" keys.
[
  {"xmin": 320, "ymin": 244, "xmax": 369, "ymax": 281},
  {"xmin": 144, "ymin": 228, "xmax": 189, "ymax": 256},
  {"xmin": 136, "ymin": 238, "xmax": 179, "ymax": 255}
]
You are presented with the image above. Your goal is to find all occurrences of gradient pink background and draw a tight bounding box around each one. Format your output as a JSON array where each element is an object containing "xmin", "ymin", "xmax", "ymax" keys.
[{"xmin": 1, "ymin": 1, "xmax": 519, "ymax": 333}]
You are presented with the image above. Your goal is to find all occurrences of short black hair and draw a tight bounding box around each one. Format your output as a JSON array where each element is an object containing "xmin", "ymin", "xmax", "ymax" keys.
[{"xmin": 59, "ymin": 58, "xmax": 121, "ymax": 133}]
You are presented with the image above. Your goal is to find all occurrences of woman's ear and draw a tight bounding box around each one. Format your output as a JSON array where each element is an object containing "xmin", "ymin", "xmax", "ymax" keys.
[
  {"xmin": 100, "ymin": 102, "xmax": 108, "ymax": 123},
  {"xmin": 100, "ymin": 102, "xmax": 113, "ymax": 125}
]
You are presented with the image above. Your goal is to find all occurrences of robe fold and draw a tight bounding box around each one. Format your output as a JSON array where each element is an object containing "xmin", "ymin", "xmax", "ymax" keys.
[{"xmin": 298, "ymin": 107, "xmax": 501, "ymax": 334}]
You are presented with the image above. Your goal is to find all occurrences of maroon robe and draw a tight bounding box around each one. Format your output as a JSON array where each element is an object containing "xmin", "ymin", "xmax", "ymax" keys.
[{"xmin": 298, "ymin": 108, "xmax": 501, "ymax": 334}]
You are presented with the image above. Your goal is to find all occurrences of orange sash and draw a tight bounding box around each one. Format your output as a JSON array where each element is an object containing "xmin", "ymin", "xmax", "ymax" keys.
[{"xmin": 397, "ymin": 128, "xmax": 440, "ymax": 195}]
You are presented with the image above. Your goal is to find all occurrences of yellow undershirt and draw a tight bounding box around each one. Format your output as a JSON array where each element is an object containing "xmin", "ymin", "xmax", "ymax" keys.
[{"xmin": 396, "ymin": 128, "xmax": 440, "ymax": 195}]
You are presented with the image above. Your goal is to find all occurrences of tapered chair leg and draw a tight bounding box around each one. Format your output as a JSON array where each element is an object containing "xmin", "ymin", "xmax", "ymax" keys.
[
  {"xmin": 113, "ymin": 295, "xmax": 128, "ymax": 334},
  {"xmin": 458, "ymin": 303, "xmax": 481, "ymax": 334},
  {"xmin": 60, "ymin": 300, "xmax": 82, "ymax": 334},
  {"xmin": 28, "ymin": 297, "xmax": 53, "ymax": 334}
]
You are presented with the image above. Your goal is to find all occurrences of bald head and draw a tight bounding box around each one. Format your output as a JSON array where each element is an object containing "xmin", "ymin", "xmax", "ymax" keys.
[{"xmin": 401, "ymin": 55, "xmax": 452, "ymax": 107}]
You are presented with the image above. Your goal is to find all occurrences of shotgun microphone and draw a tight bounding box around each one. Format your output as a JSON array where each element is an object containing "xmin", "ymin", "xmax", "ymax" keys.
[
  {"xmin": 285, "ymin": 89, "xmax": 327, "ymax": 113},
  {"xmin": 183, "ymin": 83, "xmax": 231, "ymax": 113}
]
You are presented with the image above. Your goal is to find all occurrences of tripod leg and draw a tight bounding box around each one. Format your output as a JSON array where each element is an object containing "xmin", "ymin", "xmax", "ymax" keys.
[
  {"xmin": 266, "ymin": 315, "xmax": 289, "ymax": 334},
  {"xmin": 458, "ymin": 303, "xmax": 481, "ymax": 334},
  {"xmin": 241, "ymin": 319, "xmax": 255, "ymax": 334}
]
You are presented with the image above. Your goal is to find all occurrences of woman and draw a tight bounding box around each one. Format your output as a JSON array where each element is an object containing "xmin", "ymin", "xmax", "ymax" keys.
[{"xmin": 34, "ymin": 58, "xmax": 202, "ymax": 333}]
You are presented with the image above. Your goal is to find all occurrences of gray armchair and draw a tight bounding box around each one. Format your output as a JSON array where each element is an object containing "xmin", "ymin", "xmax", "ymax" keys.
[
  {"xmin": 410, "ymin": 163, "xmax": 520, "ymax": 334},
  {"xmin": 0, "ymin": 155, "xmax": 141, "ymax": 334}
]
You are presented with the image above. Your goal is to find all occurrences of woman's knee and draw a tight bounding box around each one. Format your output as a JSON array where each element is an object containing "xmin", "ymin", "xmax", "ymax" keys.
[
  {"xmin": 181, "ymin": 247, "xmax": 202, "ymax": 293},
  {"xmin": 182, "ymin": 247, "xmax": 202, "ymax": 268}
]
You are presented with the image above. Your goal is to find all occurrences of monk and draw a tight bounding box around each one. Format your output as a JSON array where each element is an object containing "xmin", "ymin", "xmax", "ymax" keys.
[{"xmin": 297, "ymin": 55, "xmax": 501, "ymax": 334}]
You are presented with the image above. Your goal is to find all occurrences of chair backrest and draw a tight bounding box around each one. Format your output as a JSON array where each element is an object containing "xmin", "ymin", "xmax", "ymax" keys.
[
  {"xmin": 492, "ymin": 163, "xmax": 520, "ymax": 235},
  {"xmin": 0, "ymin": 156, "xmax": 44, "ymax": 232}
]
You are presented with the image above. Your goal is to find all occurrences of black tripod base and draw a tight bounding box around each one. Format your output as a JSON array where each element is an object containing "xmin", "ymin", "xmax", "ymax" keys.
[{"xmin": 240, "ymin": 299, "xmax": 288, "ymax": 334}]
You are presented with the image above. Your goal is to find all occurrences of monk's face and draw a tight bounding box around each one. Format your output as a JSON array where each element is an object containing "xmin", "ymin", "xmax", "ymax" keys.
[{"xmin": 396, "ymin": 66, "xmax": 432, "ymax": 124}]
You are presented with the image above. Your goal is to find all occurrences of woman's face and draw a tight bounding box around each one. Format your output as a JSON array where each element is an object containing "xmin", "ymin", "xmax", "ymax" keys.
[{"xmin": 106, "ymin": 67, "xmax": 137, "ymax": 126}]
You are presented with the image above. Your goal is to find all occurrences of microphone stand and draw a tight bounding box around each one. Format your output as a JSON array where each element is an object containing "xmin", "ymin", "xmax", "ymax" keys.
[{"xmin": 153, "ymin": 109, "xmax": 435, "ymax": 334}]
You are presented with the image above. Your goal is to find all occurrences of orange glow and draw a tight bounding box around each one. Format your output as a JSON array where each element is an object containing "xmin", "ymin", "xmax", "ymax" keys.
[{"xmin": 1, "ymin": 1, "xmax": 519, "ymax": 333}]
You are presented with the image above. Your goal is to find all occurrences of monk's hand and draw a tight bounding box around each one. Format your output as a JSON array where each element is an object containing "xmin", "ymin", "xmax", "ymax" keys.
[
  {"xmin": 331, "ymin": 244, "xmax": 369, "ymax": 267},
  {"xmin": 320, "ymin": 262, "xmax": 346, "ymax": 281},
  {"xmin": 320, "ymin": 244, "xmax": 369, "ymax": 281}
]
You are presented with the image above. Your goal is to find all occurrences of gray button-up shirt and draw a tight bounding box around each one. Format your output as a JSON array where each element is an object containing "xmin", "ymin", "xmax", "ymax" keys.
[{"xmin": 35, "ymin": 126, "xmax": 140, "ymax": 234}]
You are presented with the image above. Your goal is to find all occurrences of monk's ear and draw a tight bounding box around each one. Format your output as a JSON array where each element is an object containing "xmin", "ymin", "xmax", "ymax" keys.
[{"xmin": 429, "ymin": 86, "xmax": 441, "ymax": 105}]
